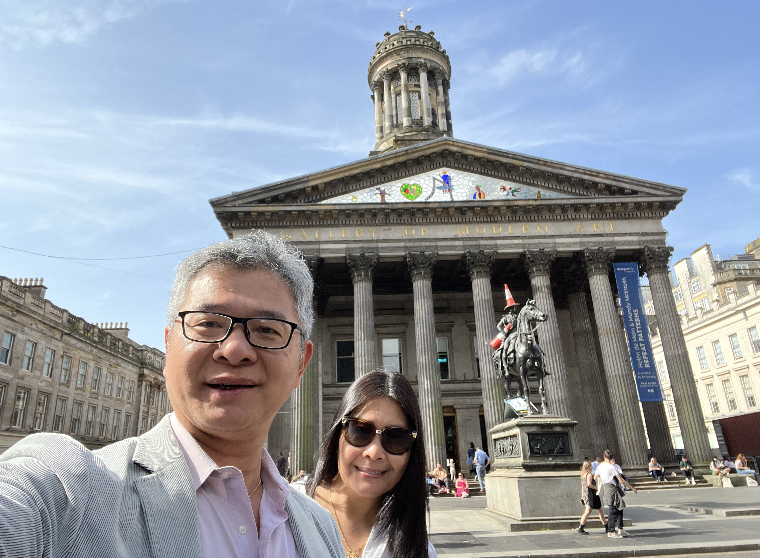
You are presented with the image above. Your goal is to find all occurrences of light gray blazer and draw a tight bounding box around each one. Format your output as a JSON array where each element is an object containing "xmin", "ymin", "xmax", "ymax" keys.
[{"xmin": 0, "ymin": 416, "xmax": 344, "ymax": 558}]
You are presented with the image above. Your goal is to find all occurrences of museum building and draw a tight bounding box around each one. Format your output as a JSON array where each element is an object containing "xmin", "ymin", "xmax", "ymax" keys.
[{"xmin": 209, "ymin": 24, "xmax": 714, "ymax": 473}]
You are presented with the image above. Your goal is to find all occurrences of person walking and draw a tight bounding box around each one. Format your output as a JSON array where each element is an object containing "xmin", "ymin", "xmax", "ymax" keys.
[
  {"xmin": 577, "ymin": 460, "xmax": 605, "ymax": 534},
  {"xmin": 466, "ymin": 442, "xmax": 476, "ymax": 477},
  {"xmin": 595, "ymin": 450, "xmax": 637, "ymax": 539},
  {"xmin": 474, "ymin": 446, "xmax": 490, "ymax": 493}
]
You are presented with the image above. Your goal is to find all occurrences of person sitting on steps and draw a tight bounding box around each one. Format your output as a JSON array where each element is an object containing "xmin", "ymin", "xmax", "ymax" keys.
[
  {"xmin": 649, "ymin": 457, "xmax": 667, "ymax": 482},
  {"xmin": 679, "ymin": 455, "xmax": 696, "ymax": 485}
]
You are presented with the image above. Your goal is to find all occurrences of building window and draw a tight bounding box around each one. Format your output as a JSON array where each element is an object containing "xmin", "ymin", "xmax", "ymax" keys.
[
  {"xmin": 740, "ymin": 375, "xmax": 757, "ymax": 408},
  {"xmin": 729, "ymin": 334, "xmax": 743, "ymax": 360},
  {"xmin": 336, "ymin": 340, "xmax": 355, "ymax": 383},
  {"xmin": 705, "ymin": 384, "xmax": 720, "ymax": 414},
  {"xmin": 410, "ymin": 92, "xmax": 420, "ymax": 118},
  {"xmin": 151, "ymin": 386, "xmax": 158, "ymax": 408},
  {"xmin": 139, "ymin": 415, "xmax": 147, "ymax": 435},
  {"xmin": 694, "ymin": 298, "xmax": 710, "ymax": 312},
  {"xmin": 127, "ymin": 380, "xmax": 135, "ymax": 403},
  {"xmin": 53, "ymin": 397, "xmax": 67, "ymax": 432},
  {"xmin": 85, "ymin": 404, "xmax": 97, "ymax": 436},
  {"xmin": 116, "ymin": 376, "xmax": 125, "ymax": 399},
  {"xmin": 0, "ymin": 384, "xmax": 7, "ymax": 418},
  {"xmin": 99, "ymin": 408, "xmax": 110, "ymax": 438},
  {"xmin": 70, "ymin": 401, "xmax": 83, "ymax": 435},
  {"xmin": 691, "ymin": 279, "xmax": 701, "ymax": 293},
  {"xmin": 76, "ymin": 361, "xmax": 88, "ymax": 388},
  {"xmin": 656, "ymin": 361, "xmax": 668, "ymax": 385},
  {"xmin": 395, "ymin": 94, "xmax": 402, "ymax": 124},
  {"xmin": 33, "ymin": 393, "xmax": 49, "ymax": 430},
  {"xmin": 673, "ymin": 289, "xmax": 683, "ymax": 302},
  {"xmin": 60, "ymin": 354, "xmax": 72, "ymax": 383},
  {"xmin": 160, "ymin": 390, "xmax": 166, "ymax": 411},
  {"xmin": 712, "ymin": 341, "xmax": 726, "ymax": 366},
  {"xmin": 748, "ymin": 326, "xmax": 760, "ymax": 354},
  {"xmin": 124, "ymin": 413, "xmax": 132, "ymax": 439},
  {"xmin": 381, "ymin": 338, "xmax": 402, "ymax": 374},
  {"xmin": 91, "ymin": 366, "xmax": 101, "ymax": 393},
  {"xmin": 666, "ymin": 402, "xmax": 677, "ymax": 421},
  {"xmin": 42, "ymin": 348, "xmax": 55, "ymax": 378},
  {"xmin": 437, "ymin": 337, "xmax": 450, "ymax": 380},
  {"xmin": 696, "ymin": 346, "xmax": 709, "ymax": 370},
  {"xmin": 142, "ymin": 384, "xmax": 150, "ymax": 406},
  {"xmin": 22, "ymin": 341, "xmax": 37, "ymax": 371},
  {"xmin": 112, "ymin": 410, "xmax": 121, "ymax": 440},
  {"xmin": 105, "ymin": 372, "xmax": 113, "ymax": 396},
  {"xmin": 721, "ymin": 378, "xmax": 738, "ymax": 411},
  {"xmin": 1, "ymin": 332, "xmax": 15, "ymax": 365},
  {"xmin": 725, "ymin": 287, "xmax": 735, "ymax": 298},
  {"xmin": 11, "ymin": 388, "xmax": 30, "ymax": 428},
  {"xmin": 149, "ymin": 417, "xmax": 156, "ymax": 429}
]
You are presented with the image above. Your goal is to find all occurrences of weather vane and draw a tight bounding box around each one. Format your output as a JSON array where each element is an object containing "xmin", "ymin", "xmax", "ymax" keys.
[{"xmin": 398, "ymin": 5, "xmax": 413, "ymax": 28}]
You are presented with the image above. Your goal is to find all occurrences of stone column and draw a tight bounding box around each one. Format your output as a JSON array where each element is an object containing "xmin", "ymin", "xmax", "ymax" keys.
[
  {"xmin": 290, "ymin": 256, "xmax": 319, "ymax": 474},
  {"xmin": 443, "ymin": 79, "xmax": 453, "ymax": 137},
  {"xmin": 398, "ymin": 62, "xmax": 412, "ymax": 128},
  {"xmin": 464, "ymin": 250, "xmax": 502, "ymax": 446},
  {"xmin": 407, "ymin": 252, "xmax": 446, "ymax": 470},
  {"xmin": 372, "ymin": 82, "xmax": 383, "ymax": 140},
  {"xmin": 641, "ymin": 246, "xmax": 713, "ymax": 464},
  {"xmin": 381, "ymin": 70, "xmax": 393, "ymax": 133},
  {"xmin": 434, "ymin": 71, "xmax": 448, "ymax": 133},
  {"xmin": 565, "ymin": 270, "xmax": 616, "ymax": 455},
  {"xmin": 584, "ymin": 248, "xmax": 648, "ymax": 467},
  {"xmin": 347, "ymin": 253, "xmax": 378, "ymax": 377},
  {"xmin": 522, "ymin": 249, "xmax": 572, "ymax": 417},
  {"xmin": 417, "ymin": 62, "xmax": 432, "ymax": 127}
]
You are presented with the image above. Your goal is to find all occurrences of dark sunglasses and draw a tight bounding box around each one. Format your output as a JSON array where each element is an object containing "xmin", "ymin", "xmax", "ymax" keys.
[{"xmin": 341, "ymin": 417, "xmax": 417, "ymax": 455}]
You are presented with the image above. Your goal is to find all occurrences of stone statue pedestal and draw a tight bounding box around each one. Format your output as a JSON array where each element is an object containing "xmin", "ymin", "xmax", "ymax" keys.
[{"xmin": 486, "ymin": 415, "xmax": 583, "ymax": 523}]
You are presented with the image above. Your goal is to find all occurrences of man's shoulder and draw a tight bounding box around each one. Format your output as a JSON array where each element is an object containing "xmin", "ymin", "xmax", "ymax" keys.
[{"xmin": 285, "ymin": 486, "xmax": 338, "ymax": 529}]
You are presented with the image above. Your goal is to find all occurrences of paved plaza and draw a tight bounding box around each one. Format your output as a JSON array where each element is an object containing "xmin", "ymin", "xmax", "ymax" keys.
[{"xmin": 429, "ymin": 486, "xmax": 760, "ymax": 557}]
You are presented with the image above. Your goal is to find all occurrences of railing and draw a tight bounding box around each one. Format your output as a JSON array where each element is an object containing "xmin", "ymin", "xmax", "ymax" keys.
[{"xmin": 7, "ymin": 282, "xmax": 24, "ymax": 298}]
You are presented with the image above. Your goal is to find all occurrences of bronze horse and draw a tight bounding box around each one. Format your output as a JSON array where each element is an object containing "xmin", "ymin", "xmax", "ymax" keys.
[{"xmin": 493, "ymin": 300, "xmax": 549, "ymax": 415}]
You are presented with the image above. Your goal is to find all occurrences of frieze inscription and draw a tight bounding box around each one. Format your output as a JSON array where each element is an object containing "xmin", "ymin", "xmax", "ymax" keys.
[
  {"xmin": 494, "ymin": 435, "xmax": 521, "ymax": 459},
  {"xmin": 527, "ymin": 433, "xmax": 572, "ymax": 456}
]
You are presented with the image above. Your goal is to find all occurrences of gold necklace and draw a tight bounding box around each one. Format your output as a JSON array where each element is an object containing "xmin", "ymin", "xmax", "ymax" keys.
[
  {"xmin": 247, "ymin": 478, "xmax": 263, "ymax": 498},
  {"xmin": 329, "ymin": 484, "xmax": 367, "ymax": 558}
]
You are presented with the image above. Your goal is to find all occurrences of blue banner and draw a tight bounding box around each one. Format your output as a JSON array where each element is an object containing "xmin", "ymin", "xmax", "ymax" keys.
[{"xmin": 613, "ymin": 262, "xmax": 663, "ymax": 402}]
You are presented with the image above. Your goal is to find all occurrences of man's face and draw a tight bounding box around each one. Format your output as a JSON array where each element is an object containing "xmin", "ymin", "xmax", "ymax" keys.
[{"xmin": 164, "ymin": 265, "xmax": 313, "ymax": 440}]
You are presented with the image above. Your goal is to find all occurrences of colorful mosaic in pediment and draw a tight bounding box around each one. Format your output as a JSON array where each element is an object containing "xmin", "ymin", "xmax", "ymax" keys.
[{"xmin": 318, "ymin": 168, "xmax": 574, "ymax": 204}]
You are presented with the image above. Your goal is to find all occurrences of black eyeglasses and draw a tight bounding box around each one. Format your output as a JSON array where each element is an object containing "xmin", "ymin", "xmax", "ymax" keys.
[
  {"xmin": 341, "ymin": 417, "xmax": 417, "ymax": 455},
  {"xmin": 177, "ymin": 311, "xmax": 301, "ymax": 349}
]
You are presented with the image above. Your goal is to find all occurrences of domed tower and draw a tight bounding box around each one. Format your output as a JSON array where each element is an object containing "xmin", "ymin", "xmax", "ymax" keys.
[{"xmin": 368, "ymin": 24, "xmax": 453, "ymax": 155}]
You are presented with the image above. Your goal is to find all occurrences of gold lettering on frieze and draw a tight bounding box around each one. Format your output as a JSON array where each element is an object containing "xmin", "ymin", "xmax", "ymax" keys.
[
  {"xmin": 368, "ymin": 228, "xmax": 377, "ymax": 238},
  {"xmin": 341, "ymin": 229, "xmax": 348, "ymax": 238},
  {"xmin": 476, "ymin": 225, "xmax": 486, "ymax": 235},
  {"xmin": 355, "ymin": 229, "xmax": 364, "ymax": 238},
  {"xmin": 405, "ymin": 227, "xmax": 415, "ymax": 236},
  {"xmin": 457, "ymin": 226, "xmax": 469, "ymax": 236},
  {"xmin": 593, "ymin": 222, "xmax": 601, "ymax": 232},
  {"xmin": 576, "ymin": 223, "xmax": 587, "ymax": 233},
  {"xmin": 493, "ymin": 225, "xmax": 502, "ymax": 234},
  {"xmin": 522, "ymin": 225, "xmax": 530, "ymax": 233},
  {"xmin": 281, "ymin": 230, "xmax": 291, "ymax": 240},
  {"xmin": 328, "ymin": 230, "xmax": 334, "ymax": 238},
  {"xmin": 537, "ymin": 224, "xmax": 548, "ymax": 234},
  {"xmin": 297, "ymin": 230, "xmax": 308, "ymax": 240},
  {"xmin": 508, "ymin": 225, "xmax": 515, "ymax": 234}
]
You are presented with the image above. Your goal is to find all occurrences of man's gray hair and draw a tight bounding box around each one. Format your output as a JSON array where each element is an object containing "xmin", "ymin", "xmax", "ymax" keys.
[{"xmin": 167, "ymin": 231, "xmax": 314, "ymax": 339}]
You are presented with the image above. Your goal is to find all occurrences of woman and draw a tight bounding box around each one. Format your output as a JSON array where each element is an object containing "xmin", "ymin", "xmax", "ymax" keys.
[
  {"xmin": 735, "ymin": 454, "xmax": 758, "ymax": 480},
  {"xmin": 576, "ymin": 460, "xmax": 605, "ymax": 534},
  {"xmin": 595, "ymin": 450, "xmax": 637, "ymax": 539},
  {"xmin": 466, "ymin": 442, "xmax": 476, "ymax": 477},
  {"xmin": 455, "ymin": 473, "xmax": 470, "ymax": 498},
  {"xmin": 710, "ymin": 456, "xmax": 729, "ymax": 476},
  {"xmin": 648, "ymin": 457, "xmax": 667, "ymax": 482},
  {"xmin": 309, "ymin": 370, "xmax": 436, "ymax": 558}
]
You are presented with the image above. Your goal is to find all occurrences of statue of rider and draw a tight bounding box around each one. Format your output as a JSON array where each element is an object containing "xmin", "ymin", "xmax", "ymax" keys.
[{"xmin": 490, "ymin": 284, "xmax": 521, "ymax": 367}]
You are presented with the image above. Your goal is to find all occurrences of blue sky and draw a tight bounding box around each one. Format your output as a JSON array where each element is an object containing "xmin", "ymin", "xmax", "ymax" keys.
[{"xmin": 1, "ymin": 0, "xmax": 758, "ymax": 350}]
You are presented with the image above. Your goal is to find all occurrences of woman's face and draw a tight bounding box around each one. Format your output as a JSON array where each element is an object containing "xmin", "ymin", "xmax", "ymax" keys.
[{"xmin": 337, "ymin": 396, "xmax": 412, "ymax": 502}]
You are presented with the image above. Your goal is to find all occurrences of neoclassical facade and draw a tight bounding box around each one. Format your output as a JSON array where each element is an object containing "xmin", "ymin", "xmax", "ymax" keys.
[{"xmin": 210, "ymin": 25, "xmax": 712, "ymax": 473}]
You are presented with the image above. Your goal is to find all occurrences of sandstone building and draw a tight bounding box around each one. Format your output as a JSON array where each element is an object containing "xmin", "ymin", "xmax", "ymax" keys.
[
  {"xmin": 0, "ymin": 276, "xmax": 169, "ymax": 453},
  {"xmin": 209, "ymin": 24, "xmax": 714, "ymax": 473}
]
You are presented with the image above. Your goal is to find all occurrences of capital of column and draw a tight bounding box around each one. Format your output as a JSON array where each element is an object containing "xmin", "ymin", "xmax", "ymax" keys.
[
  {"xmin": 464, "ymin": 250, "xmax": 495, "ymax": 280},
  {"xmin": 372, "ymin": 81, "xmax": 383, "ymax": 94},
  {"xmin": 407, "ymin": 252, "xmax": 437, "ymax": 282},
  {"xmin": 380, "ymin": 69, "xmax": 392, "ymax": 84},
  {"xmin": 523, "ymin": 249, "xmax": 556, "ymax": 279},
  {"xmin": 347, "ymin": 253, "xmax": 378, "ymax": 283},
  {"xmin": 416, "ymin": 61, "xmax": 429, "ymax": 74},
  {"xmin": 640, "ymin": 246, "xmax": 673, "ymax": 275},
  {"xmin": 434, "ymin": 70, "xmax": 443, "ymax": 86},
  {"xmin": 584, "ymin": 247, "xmax": 615, "ymax": 276},
  {"xmin": 398, "ymin": 61, "xmax": 409, "ymax": 74}
]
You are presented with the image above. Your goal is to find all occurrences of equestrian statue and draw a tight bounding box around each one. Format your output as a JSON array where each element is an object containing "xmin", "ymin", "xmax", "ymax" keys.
[{"xmin": 490, "ymin": 285, "xmax": 550, "ymax": 415}]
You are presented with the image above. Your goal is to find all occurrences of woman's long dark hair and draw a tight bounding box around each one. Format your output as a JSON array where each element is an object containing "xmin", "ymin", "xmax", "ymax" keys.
[{"xmin": 307, "ymin": 370, "xmax": 429, "ymax": 558}]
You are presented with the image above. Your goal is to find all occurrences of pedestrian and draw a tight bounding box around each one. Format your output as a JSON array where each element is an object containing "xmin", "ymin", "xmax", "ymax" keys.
[
  {"xmin": 0, "ymin": 231, "xmax": 343, "ymax": 557},
  {"xmin": 276, "ymin": 451, "xmax": 288, "ymax": 478},
  {"xmin": 474, "ymin": 446, "xmax": 490, "ymax": 493},
  {"xmin": 466, "ymin": 442, "xmax": 476, "ymax": 477},
  {"xmin": 679, "ymin": 454, "xmax": 696, "ymax": 485},
  {"xmin": 576, "ymin": 460, "xmax": 605, "ymax": 534},
  {"xmin": 648, "ymin": 457, "xmax": 667, "ymax": 482},
  {"xmin": 308, "ymin": 369, "xmax": 437, "ymax": 557},
  {"xmin": 591, "ymin": 456, "xmax": 602, "ymax": 475},
  {"xmin": 595, "ymin": 449, "xmax": 637, "ymax": 539}
]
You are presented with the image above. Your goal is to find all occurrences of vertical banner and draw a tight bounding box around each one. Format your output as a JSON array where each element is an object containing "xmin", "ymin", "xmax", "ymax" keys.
[{"xmin": 613, "ymin": 262, "xmax": 664, "ymax": 402}]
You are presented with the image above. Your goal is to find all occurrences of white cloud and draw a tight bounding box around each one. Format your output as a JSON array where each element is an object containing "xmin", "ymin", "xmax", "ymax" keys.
[
  {"xmin": 727, "ymin": 168, "xmax": 759, "ymax": 191},
  {"xmin": 0, "ymin": 0, "xmax": 188, "ymax": 49},
  {"xmin": 489, "ymin": 49, "xmax": 557, "ymax": 85}
]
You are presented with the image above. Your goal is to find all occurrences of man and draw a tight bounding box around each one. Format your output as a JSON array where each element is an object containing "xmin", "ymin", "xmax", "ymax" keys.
[
  {"xmin": 429, "ymin": 462, "xmax": 449, "ymax": 493},
  {"xmin": 474, "ymin": 446, "xmax": 491, "ymax": 493},
  {"xmin": 0, "ymin": 232, "xmax": 343, "ymax": 557},
  {"xmin": 595, "ymin": 450, "xmax": 637, "ymax": 539},
  {"xmin": 490, "ymin": 285, "xmax": 521, "ymax": 368},
  {"xmin": 591, "ymin": 456, "xmax": 602, "ymax": 475},
  {"xmin": 680, "ymin": 454, "xmax": 696, "ymax": 485},
  {"xmin": 276, "ymin": 452, "xmax": 288, "ymax": 478}
]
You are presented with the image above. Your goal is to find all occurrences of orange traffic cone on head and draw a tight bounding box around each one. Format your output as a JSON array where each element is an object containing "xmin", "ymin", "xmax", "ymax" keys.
[{"xmin": 503, "ymin": 284, "xmax": 519, "ymax": 310}]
